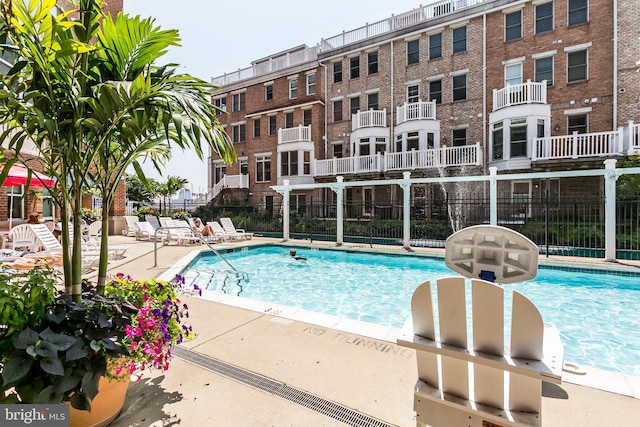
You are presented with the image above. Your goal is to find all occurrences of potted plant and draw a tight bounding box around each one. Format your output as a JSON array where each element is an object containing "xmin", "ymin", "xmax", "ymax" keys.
[{"xmin": 0, "ymin": 267, "xmax": 199, "ymax": 426}]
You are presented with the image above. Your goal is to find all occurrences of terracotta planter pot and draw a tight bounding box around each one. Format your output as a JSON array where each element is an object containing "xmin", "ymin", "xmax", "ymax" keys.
[{"xmin": 69, "ymin": 376, "xmax": 130, "ymax": 427}]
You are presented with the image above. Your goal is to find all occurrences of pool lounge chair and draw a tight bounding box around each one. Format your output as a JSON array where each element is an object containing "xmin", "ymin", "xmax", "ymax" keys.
[
  {"xmin": 209, "ymin": 221, "xmax": 240, "ymax": 241},
  {"xmin": 134, "ymin": 221, "xmax": 166, "ymax": 242},
  {"xmin": 122, "ymin": 215, "xmax": 139, "ymax": 237},
  {"xmin": 163, "ymin": 219, "xmax": 201, "ymax": 245},
  {"xmin": 397, "ymin": 277, "xmax": 564, "ymax": 427},
  {"xmin": 7, "ymin": 224, "xmax": 38, "ymax": 251},
  {"xmin": 219, "ymin": 217, "xmax": 253, "ymax": 240}
]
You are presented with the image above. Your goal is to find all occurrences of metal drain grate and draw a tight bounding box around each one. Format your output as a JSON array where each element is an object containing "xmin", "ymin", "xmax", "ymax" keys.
[{"xmin": 173, "ymin": 346, "xmax": 396, "ymax": 427}]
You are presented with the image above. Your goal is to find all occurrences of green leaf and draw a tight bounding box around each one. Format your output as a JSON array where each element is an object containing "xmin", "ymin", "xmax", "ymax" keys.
[
  {"xmin": 34, "ymin": 340, "xmax": 59, "ymax": 358},
  {"xmin": 81, "ymin": 372, "xmax": 101, "ymax": 401},
  {"xmin": 65, "ymin": 341, "xmax": 89, "ymax": 361},
  {"xmin": 1, "ymin": 357, "xmax": 33, "ymax": 384},
  {"xmin": 69, "ymin": 391, "xmax": 91, "ymax": 411},
  {"xmin": 40, "ymin": 357, "xmax": 65, "ymax": 376},
  {"xmin": 53, "ymin": 374, "xmax": 81, "ymax": 394},
  {"xmin": 33, "ymin": 385, "xmax": 62, "ymax": 405},
  {"xmin": 13, "ymin": 328, "xmax": 40, "ymax": 349},
  {"xmin": 40, "ymin": 328, "xmax": 77, "ymax": 351}
]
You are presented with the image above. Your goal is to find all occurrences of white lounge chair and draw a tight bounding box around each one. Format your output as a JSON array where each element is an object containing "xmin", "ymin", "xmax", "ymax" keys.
[
  {"xmin": 84, "ymin": 221, "xmax": 102, "ymax": 244},
  {"xmin": 164, "ymin": 219, "xmax": 201, "ymax": 245},
  {"xmin": 122, "ymin": 215, "xmax": 139, "ymax": 237},
  {"xmin": 397, "ymin": 277, "xmax": 564, "ymax": 427},
  {"xmin": 219, "ymin": 217, "xmax": 253, "ymax": 240},
  {"xmin": 210, "ymin": 221, "xmax": 238, "ymax": 241},
  {"xmin": 134, "ymin": 221, "xmax": 166, "ymax": 242}
]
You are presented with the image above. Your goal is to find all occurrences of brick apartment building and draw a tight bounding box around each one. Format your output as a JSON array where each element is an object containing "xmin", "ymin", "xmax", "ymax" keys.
[{"xmin": 210, "ymin": 0, "xmax": 639, "ymax": 217}]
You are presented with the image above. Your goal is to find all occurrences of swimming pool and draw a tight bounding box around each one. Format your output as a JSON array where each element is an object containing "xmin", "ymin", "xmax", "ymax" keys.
[{"xmin": 181, "ymin": 245, "xmax": 640, "ymax": 377}]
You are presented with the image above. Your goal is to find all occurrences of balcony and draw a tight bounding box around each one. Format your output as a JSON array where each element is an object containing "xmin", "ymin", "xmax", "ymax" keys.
[
  {"xmin": 396, "ymin": 101, "xmax": 436, "ymax": 125},
  {"xmin": 493, "ymin": 80, "xmax": 547, "ymax": 111},
  {"xmin": 314, "ymin": 144, "xmax": 483, "ymax": 176},
  {"xmin": 352, "ymin": 109, "xmax": 387, "ymax": 131},
  {"xmin": 278, "ymin": 125, "xmax": 311, "ymax": 144},
  {"xmin": 532, "ymin": 130, "xmax": 623, "ymax": 161},
  {"xmin": 206, "ymin": 174, "xmax": 249, "ymax": 202}
]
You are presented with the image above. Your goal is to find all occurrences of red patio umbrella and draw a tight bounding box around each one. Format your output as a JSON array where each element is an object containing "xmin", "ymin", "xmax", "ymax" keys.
[{"xmin": 1, "ymin": 164, "xmax": 57, "ymax": 228}]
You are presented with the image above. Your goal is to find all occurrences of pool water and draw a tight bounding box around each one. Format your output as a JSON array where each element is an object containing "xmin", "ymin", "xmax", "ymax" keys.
[{"xmin": 183, "ymin": 245, "xmax": 640, "ymax": 376}]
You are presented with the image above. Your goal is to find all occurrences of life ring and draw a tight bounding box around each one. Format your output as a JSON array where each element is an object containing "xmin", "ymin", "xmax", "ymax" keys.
[{"xmin": 563, "ymin": 361, "xmax": 587, "ymax": 375}]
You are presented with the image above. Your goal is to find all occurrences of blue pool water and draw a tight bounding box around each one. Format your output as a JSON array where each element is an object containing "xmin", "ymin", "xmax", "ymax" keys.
[{"xmin": 183, "ymin": 245, "xmax": 640, "ymax": 376}]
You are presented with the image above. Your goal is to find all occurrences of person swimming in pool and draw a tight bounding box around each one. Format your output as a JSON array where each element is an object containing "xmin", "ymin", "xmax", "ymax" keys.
[{"xmin": 289, "ymin": 249, "xmax": 307, "ymax": 261}]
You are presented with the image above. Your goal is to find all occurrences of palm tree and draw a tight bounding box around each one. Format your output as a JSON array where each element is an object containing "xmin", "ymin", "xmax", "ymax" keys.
[
  {"xmin": 163, "ymin": 176, "xmax": 189, "ymax": 213},
  {"xmin": 0, "ymin": 1, "xmax": 236, "ymax": 298}
]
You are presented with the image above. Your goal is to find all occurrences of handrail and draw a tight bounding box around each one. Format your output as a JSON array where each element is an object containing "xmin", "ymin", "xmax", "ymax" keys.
[{"xmin": 153, "ymin": 226, "xmax": 238, "ymax": 272}]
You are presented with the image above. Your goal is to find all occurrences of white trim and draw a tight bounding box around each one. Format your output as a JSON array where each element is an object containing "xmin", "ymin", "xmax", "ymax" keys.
[
  {"xmin": 425, "ymin": 74, "xmax": 445, "ymax": 81},
  {"xmin": 245, "ymin": 100, "xmax": 324, "ymax": 118},
  {"xmin": 564, "ymin": 107, "xmax": 592, "ymax": 115},
  {"xmin": 348, "ymin": 92, "xmax": 362, "ymax": 98},
  {"xmin": 449, "ymin": 20, "xmax": 469, "ymax": 29},
  {"xmin": 532, "ymin": 49, "xmax": 557, "ymax": 59},
  {"xmin": 330, "ymin": 95, "xmax": 344, "ymax": 101},
  {"xmin": 502, "ymin": 56, "xmax": 526, "ymax": 65},
  {"xmin": 305, "ymin": 70, "xmax": 316, "ymax": 75},
  {"xmin": 287, "ymin": 74, "xmax": 298, "ymax": 80},
  {"xmin": 405, "ymin": 79, "xmax": 421, "ymax": 86},
  {"xmin": 503, "ymin": 4, "xmax": 525, "ymax": 13},
  {"xmin": 450, "ymin": 69, "xmax": 469, "ymax": 77},
  {"xmin": 404, "ymin": 34, "xmax": 421, "ymax": 42},
  {"xmin": 230, "ymin": 120, "xmax": 246, "ymax": 126},
  {"xmin": 365, "ymin": 88, "xmax": 380, "ymax": 94},
  {"xmin": 263, "ymin": 80, "xmax": 274, "ymax": 86},
  {"xmin": 254, "ymin": 152, "xmax": 272, "ymax": 157},
  {"xmin": 564, "ymin": 42, "xmax": 592, "ymax": 52},
  {"xmin": 230, "ymin": 88, "xmax": 246, "ymax": 94}
]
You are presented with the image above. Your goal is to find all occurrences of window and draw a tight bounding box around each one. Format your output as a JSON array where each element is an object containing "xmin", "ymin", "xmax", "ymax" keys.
[
  {"xmin": 395, "ymin": 134, "xmax": 403, "ymax": 152},
  {"xmin": 493, "ymin": 122, "xmax": 504, "ymax": 160},
  {"xmin": 349, "ymin": 57, "xmax": 360, "ymax": 79},
  {"xmin": 452, "ymin": 128, "xmax": 467, "ymax": 147},
  {"xmin": 568, "ymin": 113, "xmax": 588, "ymax": 134},
  {"xmin": 510, "ymin": 118, "xmax": 527, "ymax": 157},
  {"xmin": 375, "ymin": 137, "xmax": 386, "ymax": 153},
  {"xmin": 232, "ymin": 124, "xmax": 245, "ymax": 143},
  {"xmin": 567, "ymin": 49, "xmax": 587, "ymax": 82},
  {"xmin": 407, "ymin": 39, "xmax": 419, "ymax": 65},
  {"xmin": 535, "ymin": 56, "xmax": 554, "ymax": 85},
  {"xmin": 240, "ymin": 159, "xmax": 248, "ymax": 175},
  {"xmin": 8, "ymin": 185, "xmax": 23, "ymax": 221},
  {"xmin": 265, "ymin": 84, "xmax": 273, "ymax": 101},
  {"xmin": 429, "ymin": 79, "xmax": 442, "ymax": 104},
  {"xmin": 367, "ymin": 93, "xmax": 378, "ymax": 110},
  {"xmin": 535, "ymin": 2, "xmax": 553, "ymax": 34},
  {"xmin": 41, "ymin": 189, "xmax": 53, "ymax": 220},
  {"xmin": 505, "ymin": 10, "xmax": 522, "ymax": 41},
  {"xmin": 407, "ymin": 84, "xmax": 419, "ymax": 103},
  {"xmin": 333, "ymin": 100, "xmax": 343, "ymax": 122},
  {"xmin": 281, "ymin": 151, "xmax": 298, "ymax": 176},
  {"xmin": 256, "ymin": 155, "xmax": 271, "ymax": 182},
  {"xmin": 429, "ymin": 33, "xmax": 442, "ymax": 60},
  {"xmin": 537, "ymin": 119, "xmax": 545, "ymax": 138},
  {"xmin": 452, "ymin": 26, "xmax": 467, "ymax": 54},
  {"xmin": 232, "ymin": 92, "xmax": 245, "ymax": 112},
  {"xmin": 213, "ymin": 97, "xmax": 226, "ymax": 115},
  {"xmin": 426, "ymin": 133, "xmax": 434, "ymax": 149},
  {"xmin": 333, "ymin": 61, "xmax": 343, "ymax": 83},
  {"xmin": 289, "ymin": 78, "xmax": 298, "ymax": 99},
  {"xmin": 268, "ymin": 116, "xmax": 277, "ymax": 135},
  {"xmin": 303, "ymin": 109, "xmax": 312, "ymax": 126},
  {"xmin": 214, "ymin": 163, "xmax": 226, "ymax": 184},
  {"xmin": 253, "ymin": 118, "xmax": 260, "ymax": 138},
  {"xmin": 367, "ymin": 51, "xmax": 378, "ymax": 75},
  {"xmin": 306, "ymin": 74, "xmax": 316, "ymax": 95},
  {"xmin": 303, "ymin": 151, "xmax": 311, "ymax": 175},
  {"xmin": 568, "ymin": 0, "xmax": 588, "ymax": 25},
  {"xmin": 349, "ymin": 96, "xmax": 360, "ymax": 116},
  {"xmin": 505, "ymin": 63, "xmax": 522, "ymax": 87},
  {"xmin": 359, "ymin": 138, "xmax": 370, "ymax": 156},
  {"xmin": 407, "ymin": 132, "xmax": 419, "ymax": 151},
  {"xmin": 284, "ymin": 112, "xmax": 294, "ymax": 128},
  {"xmin": 452, "ymin": 74, "xmax": 467, "ymax": 101},
  {"xmin": 333, "ymin": 142, "xmax": 343, "ymax": 158}
]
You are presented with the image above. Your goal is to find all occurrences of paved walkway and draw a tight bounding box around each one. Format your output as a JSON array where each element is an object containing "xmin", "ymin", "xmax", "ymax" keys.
[{"xmin": 93, "ymin": 236, "xmax": 640, "ymax": 426}]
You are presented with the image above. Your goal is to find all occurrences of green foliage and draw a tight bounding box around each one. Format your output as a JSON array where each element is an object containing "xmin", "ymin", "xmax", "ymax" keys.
[
  {"xmin": 617, "ymin": 155, "xmax": 640, "ymax": 196},
  {"xmin": 126, "ymin": 175, "xmax": 161, "ymax": 204},
  {"xmin": 133, "ymin": 206, "xmax": 160, "ymax": 221},
  {"xmin": 171, "ymin": 210, "xmax": 191, "ymax": 220},
  {"xmin": 80, "ymin": 208, "xmax": 99, "ymax": 224}
]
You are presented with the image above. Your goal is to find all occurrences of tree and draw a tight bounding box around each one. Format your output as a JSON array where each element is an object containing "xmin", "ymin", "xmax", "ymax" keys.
[
  {"xmin": 126, "ymin": 174, "xmax": 160, "ymax": 208},
  {"xmin": 0, "ymin": 0, "xmax": 236, "ymax": 298},
  {"xmin": 160, "ymin": 175, "xmax": 189, "ymax": 213}
]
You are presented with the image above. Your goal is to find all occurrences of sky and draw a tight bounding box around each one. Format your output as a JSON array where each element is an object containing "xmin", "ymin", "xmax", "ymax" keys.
[{"xmin": 123, "ymin": 0, "xmax": 423, "ymax": 194}]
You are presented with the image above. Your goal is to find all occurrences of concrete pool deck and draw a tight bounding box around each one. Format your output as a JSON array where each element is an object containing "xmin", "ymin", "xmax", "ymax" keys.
[{"xmin": 89, "ymin": 235, "xmax": 640, "ymax": 426}]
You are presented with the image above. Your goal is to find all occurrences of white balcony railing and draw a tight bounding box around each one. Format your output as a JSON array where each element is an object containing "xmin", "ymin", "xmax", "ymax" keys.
[
  {"xmin": 629, "ymin": 121, "xmax": 640, "ymax": 155},
  {"xmin": 206, "ymin": 174, "xmax": 249, "ymax": 202},
  {"xmin": 532, "ymin": 130, "xmax": 623, "ymax": 161},
  {"xmin": 385, "ymin": 144, "xmax": 482, "ymax": 171},
  {"xmin": 492, "ymin": 80, "xmax": 547, "ymax": 111},
  {"xmin": 314, "ymin": 144, "xmax": 482, "ymax": 176},
  {"xmin": 352, "ymin": 109, "xmax": 387, "ymax": 131},
  {"xmin": 396, "ymin": 101, "xmax": 436, "ymax": 125},
  {"xmin": 315, "ymin": 154, "xmax": 383, "ymax": 176},
  {"xmin": 278, "ymin": 125, "xmax": 311, "ymax": 144}
]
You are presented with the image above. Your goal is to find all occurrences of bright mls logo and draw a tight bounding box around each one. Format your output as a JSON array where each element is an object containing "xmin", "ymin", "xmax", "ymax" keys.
[{"xmin": 0, "ymin": 405, "xmax": 68, "ymax": 426}]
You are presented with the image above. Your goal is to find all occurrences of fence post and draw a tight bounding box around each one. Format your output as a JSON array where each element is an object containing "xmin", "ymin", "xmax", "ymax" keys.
[
  {"xmin": 334, "ymin": 176, "xmax": 345, "ymax": 246},
  {"xmin": 282, "ymin": 180, "xmax": 290, "ymax": 241},
  {"xmin": 604, "ymin": 159, "xmax": 617, "ymax": 262},
  {"xmin": 401, "ymin": 171, "xmax": 412, "ymax": 249},
  {"xmin": 489, "ymin": 167, "xmax": 498, "ymax": 225}
]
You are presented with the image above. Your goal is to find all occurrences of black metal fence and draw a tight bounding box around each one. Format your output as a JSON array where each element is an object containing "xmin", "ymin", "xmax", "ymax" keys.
[{"xmin": 139, "ymin": 193, "xmax": 640, "ymax": 260}]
